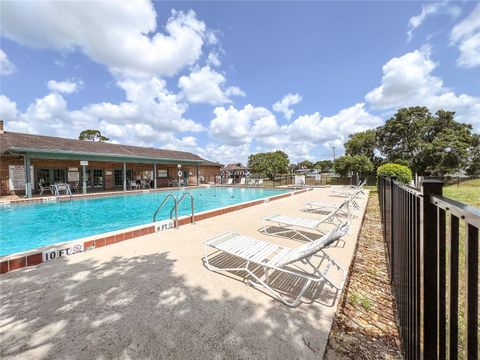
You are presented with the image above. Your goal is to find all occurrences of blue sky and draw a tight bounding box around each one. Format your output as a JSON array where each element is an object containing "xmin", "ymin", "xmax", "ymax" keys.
[{"xmin": 1, "ymin": 1, "xmax": 479, "ymax": 164}]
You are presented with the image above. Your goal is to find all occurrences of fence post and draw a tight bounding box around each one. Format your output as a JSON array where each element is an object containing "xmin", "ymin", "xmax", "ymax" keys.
[{"xmin": 420, "ymin": 179, "xmax": 443, "ymax": 359}]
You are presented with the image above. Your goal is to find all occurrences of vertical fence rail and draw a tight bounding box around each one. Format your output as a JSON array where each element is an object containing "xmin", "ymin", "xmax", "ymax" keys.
[{"xmin": 378, "ymin": 177, "xmax": 479, "ymax": 360}]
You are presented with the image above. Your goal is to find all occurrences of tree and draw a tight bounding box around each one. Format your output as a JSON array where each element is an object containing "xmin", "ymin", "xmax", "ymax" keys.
[
  {"xmin": 297, "ymin": 160, "xmax": 314, "ymax": 170},
  {"xmin": 248, "ymin": 150, "xmax": 289, "ymax": 179},
  {"xmin": 79, "ymin": 129, "xmax": 110, "ymax": 142},
  {"xmin": 376, "ymin": 107, "xmax": 477, "ymax": 175},
  {"xmin": 466, "ymin": 135, "xmax": 480, "ymax": 175},
  {"xmin": 376, "ymin": 106, "xmax": 432, "ymax": 168},
  {"xmin": 333, "ymin": 155, "xmax": 373, "ymax": 177},
  {"xmin": 314, "ymin": 160, "xmax": 333, "ymax": 172},
  {"xmin": 344, "ymin": 129, "xmax": 381, "ymax": 167}
]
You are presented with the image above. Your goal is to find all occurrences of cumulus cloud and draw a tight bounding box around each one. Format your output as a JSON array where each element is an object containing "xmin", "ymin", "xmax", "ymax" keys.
[
  {"xmin": 365, "ymin": 48, "xmax": 480, "ymax": 129},
  {"xmin": 0, "ymin": 49, "xmax": 16, "ymax": 75},
  {"xmin": 272, "ymin": 93, "xmax": 302, "ymax": 120},
  {"xmin": 1, "ymin": 3, "xmax": 210, "ymax": 77},
  {"xmin": 47, "ymin": 78, "xmax": 83, "ymax": 94},
  {"xmin": 206, "ymin": 52, "xmax": 221, "ymax": 67},
  {"xmin": 207, "ymin": 102, "xmax": 382, "ymax": 163},
  {"xmin": 407, "ymin": 1, "xmax": 461, "ymax": 41},
  {"xmin": 450, "ymin": 4, "xmax": 480, "ymax": 68},
  {"xmin": 2, "ymin": 76, "xmax": 204, "ymax": 147},
  {"xmin": 178, "ymin": 66, "xmax": 245, "ymax": 105}
]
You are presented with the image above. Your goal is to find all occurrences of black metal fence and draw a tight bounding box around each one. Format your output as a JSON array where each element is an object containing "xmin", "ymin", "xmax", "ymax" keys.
[{"xmin": 378, "ymin": 177, "xmax": 479, "ymax": 360}]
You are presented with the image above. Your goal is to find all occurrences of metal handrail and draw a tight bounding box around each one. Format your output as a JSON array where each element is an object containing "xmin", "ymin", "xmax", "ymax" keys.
[
  {"xmin": 153, "ymin": 193, "xmax": 178, "ymax": 223},
  {"xmin": 170, "ymin": 192, "xmax": 195, "ymax": 224}
]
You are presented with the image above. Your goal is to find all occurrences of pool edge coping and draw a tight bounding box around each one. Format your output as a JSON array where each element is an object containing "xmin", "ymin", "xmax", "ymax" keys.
[{"xmin": 0, "ymin": 188, "xmax": 311, "ymax": 274}]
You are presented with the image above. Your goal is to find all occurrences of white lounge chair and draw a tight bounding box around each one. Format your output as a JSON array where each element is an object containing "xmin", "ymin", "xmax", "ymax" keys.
[
  {"xmin": 257, "ymin": 179, "xmax": 263, "ymax": 186},
  {"xmin": 240, "ymin": 178, "xmax": 246, "ymax": 186},
  {"xmin": 304, "ymin": 188, "xmax": 362, "ymax": 213},
  {"xmin": 38, "ymin": 181, "xmax": 51, "ymax": 196},
  {"xmin": 226, "ymin": 178, "xmax": 233, "ymax": 185},
  {"xmin": 262, "ymin": 203, "xmax": 349, "ymax": 243},
  {"xmin": 203, "ymin": 223, "xmax": 349, "ymax": 307},
  {"xmin": 330, "ymin": 179, "xmax": 366, "ymax": 197},
  {"xmin": 129, "ymin": 180, "xmax": 140, "ymax": 190}
]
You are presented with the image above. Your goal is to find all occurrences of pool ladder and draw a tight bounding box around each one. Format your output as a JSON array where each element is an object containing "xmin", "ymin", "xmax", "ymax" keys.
[{"xmin": 152, "ymin": 192, "xmax": 195, "ymax": 228}]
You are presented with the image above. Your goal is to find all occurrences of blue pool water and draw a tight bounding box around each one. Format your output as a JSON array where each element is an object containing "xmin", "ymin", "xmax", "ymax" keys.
[{"xmin": 0, "ymin": 187, "xmax": 289, "ymax": 256}]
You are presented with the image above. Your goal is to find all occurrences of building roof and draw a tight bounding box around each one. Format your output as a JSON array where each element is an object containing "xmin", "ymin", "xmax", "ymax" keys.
[
  {"xmin": 201, "ymin": 159, "xmax": 224, "ymax": 167},
  {"xmin": 221, "ymin": 163, "xmax": 249, "ymax": 172},
  {"xmin": 0, "ymin": 131, "xmax": 221, "ymax": 166}
]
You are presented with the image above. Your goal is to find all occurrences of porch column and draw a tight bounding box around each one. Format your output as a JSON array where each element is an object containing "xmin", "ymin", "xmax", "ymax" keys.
[
  {"xmin": 82, "ymin": 165, "xmax": 87, "ymax": 194},
  {"xmin": 153, "ymin": 163, "xmax": 157, "ymax": 189},
  {"xmin": 196, "ymin": 165, "xmax": 199, "ymax": 186},
  {"xmin": 123, "ymin": 162, "xmax": 127, "ymax": 191},
  {"xmin": 24, "ymin": 154, "xmax": 32, "ymax": 198}
]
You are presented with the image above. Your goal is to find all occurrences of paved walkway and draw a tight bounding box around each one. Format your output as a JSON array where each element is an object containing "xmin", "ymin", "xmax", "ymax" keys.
[{"xmin": 0, "ymin": 188, "xmax": 368, "ymax": 360}]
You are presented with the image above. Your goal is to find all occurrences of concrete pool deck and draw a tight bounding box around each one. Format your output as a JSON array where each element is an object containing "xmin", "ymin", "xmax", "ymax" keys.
[{"xmin": 0, "ymin": 187, "xmax": 368, "ymax": 360}]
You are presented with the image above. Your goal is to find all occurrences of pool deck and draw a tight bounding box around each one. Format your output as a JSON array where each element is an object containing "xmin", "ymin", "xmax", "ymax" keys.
[{"xmin": 0, "ymin": 187, "xmax": 368, "ymax": 360}]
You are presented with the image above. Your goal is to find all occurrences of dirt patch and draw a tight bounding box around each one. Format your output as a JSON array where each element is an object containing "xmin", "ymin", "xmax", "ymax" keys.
[{"xmin": 324, "ymin": 192, "xmax": 403, "ymax": 360}]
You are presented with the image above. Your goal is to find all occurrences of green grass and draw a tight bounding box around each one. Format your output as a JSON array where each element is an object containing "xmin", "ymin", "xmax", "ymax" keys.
[
  {"xmin": 442, "ymin": 179, "xmax": 479, "ymax": 359},
  {"xmin": 443, "ymin": 179, "xmax": 480, "ymax": 207}
]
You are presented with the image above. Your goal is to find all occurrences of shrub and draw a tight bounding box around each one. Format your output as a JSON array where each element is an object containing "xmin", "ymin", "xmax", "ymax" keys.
[{"xmin": 377, "ymin": 163, "xmax": 413, "ymax": 184}]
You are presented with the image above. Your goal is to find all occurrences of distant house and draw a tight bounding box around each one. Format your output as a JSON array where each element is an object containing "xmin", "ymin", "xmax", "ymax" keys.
[
  {"xmin": 220, "ymin": 163, "xmax": 249, "ymax": 184},
  {"xmin": 0, "ymin": 121, "xmax": 222, "ymax": 197}
]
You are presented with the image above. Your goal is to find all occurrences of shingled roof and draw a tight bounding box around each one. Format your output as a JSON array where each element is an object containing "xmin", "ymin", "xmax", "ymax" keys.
[
  {"xmin": 221, "ymin": 163, "xmax": 249, "ymax": 172},
  {"xmin": 0, "ymin": 131, "xmax": 219, "ymax": 166}
]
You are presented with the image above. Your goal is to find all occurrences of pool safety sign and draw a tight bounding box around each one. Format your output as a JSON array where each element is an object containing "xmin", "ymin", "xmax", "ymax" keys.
[
  {"xmin": 154, "ymin": 219, "xmax": 175, "ymax": 232},
  {"xmin": 42, "ymin": 242, "xmax": 84, "ymax": 261}
]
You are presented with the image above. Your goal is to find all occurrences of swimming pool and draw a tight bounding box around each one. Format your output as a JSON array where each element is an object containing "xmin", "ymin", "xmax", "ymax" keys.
[{"xmin": 0, "ymin": 187, "xmax": 289, "ymax": 256}]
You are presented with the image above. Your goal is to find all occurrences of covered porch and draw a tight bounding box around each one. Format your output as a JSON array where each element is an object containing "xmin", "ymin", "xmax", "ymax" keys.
[{"xmin": 7, "ymin": 150, "xmax": 204, "ymax": 198}]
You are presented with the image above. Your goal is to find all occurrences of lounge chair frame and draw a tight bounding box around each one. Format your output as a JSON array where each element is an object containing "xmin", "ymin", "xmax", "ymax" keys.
[
  {"xmin": 261, "ymin": 202, "xmax": 350, "ymax": 243},
  {"xmin": 203, "ymin": 224, "xmax": 348, "ymax": 307}
]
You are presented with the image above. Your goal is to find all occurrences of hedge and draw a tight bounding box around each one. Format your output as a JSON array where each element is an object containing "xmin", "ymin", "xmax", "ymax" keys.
[{"xmin": 377, "ymin": 163, "xmax": 413, "ymax": 184}]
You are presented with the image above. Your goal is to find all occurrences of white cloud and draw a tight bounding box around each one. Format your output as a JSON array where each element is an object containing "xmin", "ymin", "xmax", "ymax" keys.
[
  {"xmin": 206, "ymin": 52, "xmax": 221, "ymax": 67},
  {"xmin": 407, "ymin": 2, "xmax": 461, "ymax": 41},
  {"xmin": 1, "ymin": 76, "xmax": 204, "ymax": 147},
  {"xmin": 272, "ymin": 93, "xmax": 302, "ymax": 120},
  {"xmin": 1, "ymin": 3, "xmax": 210, "ymax": 77},
  {"xmin": 207, "ymin": 102, "xmax": 382, "ymax": 163},
  {"xmin": 178, "ymin": 66, "xmax": 245, "ymax": 105},
  {"xmin": 47, "ymin": 78, "xmax": 83, "ymax": 94},
  {"xmin": 450, "ymin": 4, "xmax": 480, "ymax": 68},
  {"xmin": 0, "ymin": 49, "xmax": 16, "ymax": 75},
  {"xmin": 365, "ymin": 48, "xmax": 480, "ymax": 129},
  {"xmin": 285, "ymin": 103, "xmax": 383, "ymax": 145}
]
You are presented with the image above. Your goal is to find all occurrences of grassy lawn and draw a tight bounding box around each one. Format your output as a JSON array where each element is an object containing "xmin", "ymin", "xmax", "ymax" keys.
[
  {"xmin": 442, "ymin": 179, "xmax": 479, "ymax": 359},
  {"xmin": 443, "ymin": 178, "xmax": 480, "ymax": 207}
]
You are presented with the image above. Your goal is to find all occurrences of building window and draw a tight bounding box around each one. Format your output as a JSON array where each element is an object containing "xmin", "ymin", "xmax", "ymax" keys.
[
  {"xmin": 36, "ymin": 169, "xmax": 51, "ymax": 187},
  {"xmin": 158, "ymin": 170, "xmax": 168, "ymax": 178},
  {"xmin": 52, "ymin": 169, "xmax": 66, "ymax": 183},
  {"xmin": 114, "ymin": 169, "xmax": 133, "ymax": 187}
]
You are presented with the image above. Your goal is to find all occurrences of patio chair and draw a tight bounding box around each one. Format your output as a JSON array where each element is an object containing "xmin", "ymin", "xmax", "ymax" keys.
[
  {"xmin": 129, "ymin": 180, "xmax": 140, "ymax": 190},
  {"xmin": 38, "ymin": 180, "xmax": 51, "ymax": 196},
  {"xmin": 261, "ymin": 202, "xmax": 350, "ymax": 243},
  {"xmin": 330, "ymin": 179, "xmax": 366, "ymax": 198},
  {"xmin": 203, "ymin": 222, "xmax": 349, "ymax": 307},
  {"xmin": 226, "ymin": 178, "xmax": 233, "ymax": 185},
  {"xmin": 304, "ymin": 188, "xmax": 362, "ymax": 214},
  {"xmin": 240, "ymin": 178, "xmax": 246, "ymax": 186},
  {"xmin": 257, "ymin": 179, "xmax": 264, "ymax": 186}
]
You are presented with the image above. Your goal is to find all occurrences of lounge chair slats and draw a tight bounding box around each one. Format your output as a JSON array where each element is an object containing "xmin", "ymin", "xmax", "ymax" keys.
[{"xmin": 204, "ymin": 223, "xmax": 349, "ymax": 307}]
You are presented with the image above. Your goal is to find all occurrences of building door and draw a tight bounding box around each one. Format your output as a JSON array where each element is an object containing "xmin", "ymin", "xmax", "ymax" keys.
[
  {"xmin": 114, "ymin": 168, "xmax": 133, "ymax": 188},
  {"xmin": 182, "ymin": 170, "xmax": 189, "ymax": 186}
]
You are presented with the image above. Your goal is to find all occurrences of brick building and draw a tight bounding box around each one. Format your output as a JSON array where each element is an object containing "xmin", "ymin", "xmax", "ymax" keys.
[{"xmin": 0, "ymin": 121, "xmax": 222, "ymax": 197}]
